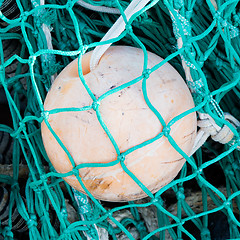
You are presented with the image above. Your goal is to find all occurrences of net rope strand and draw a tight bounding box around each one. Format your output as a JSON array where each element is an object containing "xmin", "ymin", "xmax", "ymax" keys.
[{"xmin": 0, "ymin": 0, "xmax": 240, "ymax": 239}]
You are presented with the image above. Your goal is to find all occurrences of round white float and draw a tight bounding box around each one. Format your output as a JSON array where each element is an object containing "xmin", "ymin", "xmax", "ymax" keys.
[{"xmin": 41, "ymin": 46, "xmax": 197, "ymax": 201}]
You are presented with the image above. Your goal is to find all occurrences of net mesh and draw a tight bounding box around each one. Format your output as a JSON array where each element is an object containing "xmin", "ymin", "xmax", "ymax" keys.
[{"xmin": 0, "ymin": 0, "xmax": 240, "ymax": 239}]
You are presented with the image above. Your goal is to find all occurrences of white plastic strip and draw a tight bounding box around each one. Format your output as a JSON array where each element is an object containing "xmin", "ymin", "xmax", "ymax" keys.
[
  {"xmin": 90, "ymin": 0, "xmax": 150, "ymax": 71},
  {"xmin": 77, "ymin": 0, "xmax": 120, "ymax": 14}
]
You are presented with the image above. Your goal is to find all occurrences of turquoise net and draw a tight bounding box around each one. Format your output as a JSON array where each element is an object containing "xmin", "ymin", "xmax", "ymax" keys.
[{"xmin": 0, "ymin": 0, "xmax": 240, "ymax": 239}]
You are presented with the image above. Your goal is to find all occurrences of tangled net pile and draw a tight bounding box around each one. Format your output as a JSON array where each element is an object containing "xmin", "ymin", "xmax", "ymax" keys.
[{"xmin": 0, "ymin": 0, "xmax": 240, "ymax": 239}]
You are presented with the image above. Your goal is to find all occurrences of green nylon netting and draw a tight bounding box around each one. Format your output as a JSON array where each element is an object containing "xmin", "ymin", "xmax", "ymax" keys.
[{"xmin": 0, "ymin": 0, "xmax": 240, "ymax": 239}]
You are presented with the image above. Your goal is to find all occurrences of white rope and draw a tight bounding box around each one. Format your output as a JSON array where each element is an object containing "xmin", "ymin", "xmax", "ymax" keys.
[
  {"xmin": 168, "ymin": 5, "xmax": 240, "ymax": 155},
  {"xmin": 77, "ymin": 0, "xmax": 120, "ymax": 14},
  {"xmin": 190, "ymin": 112, "xmax": 240, "ymax": 155},
  {"xmin": 89, "ymin": 0, "xmax": 151, "ymax": 71}
]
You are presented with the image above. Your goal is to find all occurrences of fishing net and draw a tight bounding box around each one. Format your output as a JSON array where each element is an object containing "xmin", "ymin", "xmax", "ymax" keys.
[{"xmin": 0, "ymin": 0, "xmax": 240, "ymax": 239}]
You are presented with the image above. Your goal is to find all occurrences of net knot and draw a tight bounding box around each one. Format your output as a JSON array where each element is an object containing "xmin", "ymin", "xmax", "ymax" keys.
[
  {"xmin": 195, "ymin": 168, "xmax": 203, "ymax": 184},
  {"xmin": 2, "ymin": 226, "xmax": 13, "ymax": 238},
  {"xmin": 173, "ymin": 0, "xmax": 184, "ymax": 10},
  {"xmin": 35, "ymin": 18, "xmax": 42, "ymax": 28},
  {"xmin": 180, "ymin": 219, "xmax": 185, "ymax": 225},
  {"xmin": 13, "ymin": 82, "xmax": 24, "ymax": 93},
  {"xmin": 41, "ymin": 111, "xmax": 49, "ymax": 120},
  {"xmin": 176, "ymin": 188, "xmax": 185, "ymax": 200},
  {"xmin": 136, "ymin": 220, "xmax": 146, "ymax": 231},
  {"xmin": 107, "ymin": 210, "xmax": 113, "ymax": 218},
  {"xmin": 233, "ymin": 13, "xmax": 240, "ymax": 24},
  {"xmin": 61, "ymin": 207, "xmax": 68, "ymax": 219},
  {"xmin": 71, "ymin": 167, "xmax": 79, "ymax": 176},
  {"xmin": 20, "ymin": 12, "xmax": 28, "ymax": 22},
  {"xmin": 0, "ymin": 65, "xmax": 4, "ymax": 74},
  {"xmin": 151, "ymin": 196, "xmax": 163, "ymax": 205},
  {"xmin": 184, "ymin": 43, "xmax": 195, "ymax": 57},
  {"xmin": 223, "ymin": 200, "xmax": 231, "ymax": 209},
  {"xmin": 200, "ymin": 227, "xmax": 210, "ymax": 238},
  {"xmin": 65, "ymin": 0, "xmax": 75, "ymax": 10},
  {"xmin": 162, "ymin": 125, "xmax": 171, "ymax": 136},
  {"xmin": 214, "ymin": 11, "xmax": 221, "ymax": 21},
  {"xmin": 233, "ymin": 70, "xmax": 240, "ymax": 79},
  {"xmin": 39, "ymin": 214, "xmax": 46, "ymax": 223},
  {"xmin": 11, "ymin": 121, "xmax": 26, "ymax": 139},
  {"xmin": 27, "ymin": 214, "xmax": 38, "ymax": 228},
  {"xmin": 214, "ymin": 12, "xmax": 227, "ymax": 27},
  {"xmin": 125, "ymin": 23, "xmax": 133, "ymax": 35},
  {"xmin": 11, "ymin": 181, "xmax": 19, "ymax": 191},
  {"xmin": 92, "ymin": 101, "xmax": 100, "ymax": 111},
  {"xmin": 142, "ymin": 69, "xmax": 150, "ymax": 79},
  {"xmin": 185, "ymin": 10, "xmax": 192, "ymax": 19},
  {"xmin": 118, "ymin": 154, "xmax": 125, "ymax": 163},
  {"xmin": 107, "ymin": 224, "xmax": 115, "ymax": 235},
  {"xmin": 225, "ymin": 164, "xmax": 234, "ymax": 176},
  {"xmin": 220, "ymin": 19, "xmax": 227, "ymax": 27},
  {"xmin": 215, "ymin": 57, "xmax": 223, "ymax": 70},
  {"xmin": 29, "ymin": 55, "xmax": 37, "ymax": 65},
  {"xmin": 32, "ymin": 29, "xmax": 39, "ymax": 38}
]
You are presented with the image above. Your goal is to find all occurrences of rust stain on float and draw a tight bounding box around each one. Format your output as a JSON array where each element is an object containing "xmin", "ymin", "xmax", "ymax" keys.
[{"xmin": 86, "ymin": 178, "xmax": 113, "ymax": 192}]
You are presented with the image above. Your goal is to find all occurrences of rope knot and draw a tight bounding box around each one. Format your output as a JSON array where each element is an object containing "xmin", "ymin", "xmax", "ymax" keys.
[
  {"xmin": 200, "ymin": 227, "xmax": 210, "ymax": 238},
  {"xmin": 27, "ymin": 214, "xmax": 38, "ymax": 228},
  {"xmin": 173, "ymin": 0, "xmax": 184, "ymax": 10},
  {"xmin": 39, "ymin": 214, "xmax": 46, "ymax": 223},
  {"xmin": 65, "ymin": 0, "xmax": 75, "ymax": 10},
  {"xmin": 151, "ymin": 196, "xmax": 163, "ymax": 205},
  {"xmin": 29, "ymin": 55, "xmax": 36, "ymax": 65},
  {"xmin": 107, "ymin": 224, "xmax": 114, "ymax": 235},
  {"xmin": 41, "ymin": 111, "xmax": 49, "ymax": 120},
  {"xmin": 176, "ymin": 187, "xmax": 185, "ymax": 200},
  {"xmin": 92, "ymin": 101, "xmax": 100, "ymax": 111},
  {"xmin": 185, "ymin": 10, "xmax": 192, "ymax": 19},
  {"xmin": 3, "ymin": 226, "xmax": 13, "ymax": 238},
  {"xmin": 197, "ymin": 113, "xmax": 236, "ymax": 145},
  {"xmin": 136, "ymin": 220, "xmax": 146, "ymax": 231},
  {"xmin": 214, "ymin": 11, "xmax": 221, "ymax": 21},
  {"xmin": 233, "ymin": 13, "xmax": 240, "ymax": 25},
  {"xmin": 223, "ymin": 200, "xmax": 231, "ymax": 209},
  {"xmin": 118, "ymin": 154, "xmax": 125, "ymax": 163},
  {"xmin": 71, "ymin": 167, "xmax": 79, "ymax": 176},
  {"xmin": 11, "ymin": 121, "xmax": 26, "ymax": 139},
  {"xmin": 11, "ymin": 181, "xmax": 19, "ymax": 191},
  {"xmin": 0, "ymin": 65, "xmax": 4, "ymax": 74},
  {"xmin": 125, "ymin": 23, "xmax": 133, "ymax": 34},
  {"xmin": 216, "ymin": 57, "xmax": 223, "ymax": 70},
  {"xmin": 214, "ymin": 12, "xmax": 227, "ymax": 27},
  {"xmin": 35, "ymin": 18, "xmax": 42, "ymax": 28},
  {"xmin": 20, "ymin": 11, "xmax": 28, "ymax": 21},
  {"xmin": 61, "ymin": 207, "xmax": 68, "ymax": 219},
  {"xmin": 142, "ymin": 69, "xmax": 150, "ymax": 79},
  {"xmin": 162, "ymin": 126, "xmax": 171, "ymax": 137}
]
